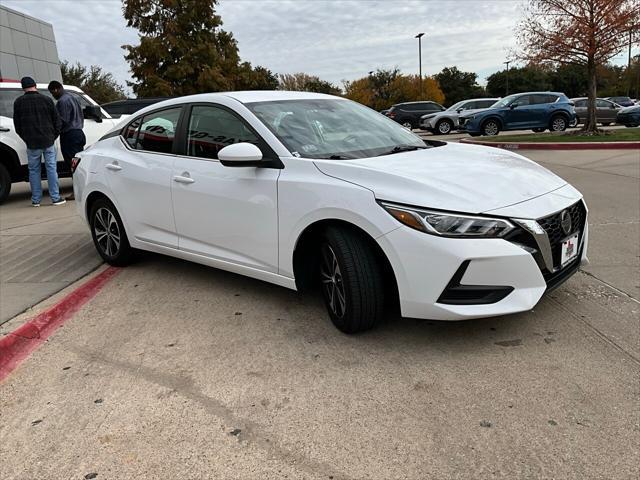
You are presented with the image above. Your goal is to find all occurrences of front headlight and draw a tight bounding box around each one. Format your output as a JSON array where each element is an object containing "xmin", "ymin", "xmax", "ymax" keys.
[{"xmin": 379, "ymin": 201, "xmax": 515, "ymax": 238}]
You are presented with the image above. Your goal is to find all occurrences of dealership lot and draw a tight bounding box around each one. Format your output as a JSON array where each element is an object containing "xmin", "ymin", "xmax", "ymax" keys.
[{"xmin": 0, "ymin": 149, "xmax": 638, "ymax": 479}]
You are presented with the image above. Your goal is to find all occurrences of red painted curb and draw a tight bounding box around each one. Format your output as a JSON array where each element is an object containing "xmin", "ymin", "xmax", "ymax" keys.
[
  {"xmin": 459, "ymin": 138, "xmax": 640, "ymax": 150},
  {"xmin": 0, "ymin": 267, "xmax": 120, "ymax": 382}
]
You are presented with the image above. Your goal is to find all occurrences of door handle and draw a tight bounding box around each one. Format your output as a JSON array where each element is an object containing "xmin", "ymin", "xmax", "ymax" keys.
[
  {"xmin": 106, "ymin": 163, "xmax": 122, "ymax": 171},
  {"xmin": 0, "ymin": 127, "xmax": 10, "ymax": 133},
  {"xmin": 173, "ymin": 174, "xmax": 195, "ymax": 184}
]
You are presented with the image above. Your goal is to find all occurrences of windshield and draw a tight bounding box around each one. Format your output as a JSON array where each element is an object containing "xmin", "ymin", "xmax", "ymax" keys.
[
  {"xmin": 447, "ymin": 100, "xmax": 467, "ymax": 111},
  {"xmin": 492, "ymin": 94, "xmax": 520, "ymax": 108},
  {"xmin": 246, "ymin": 99, "xmax": 427, "ymax": 159}
]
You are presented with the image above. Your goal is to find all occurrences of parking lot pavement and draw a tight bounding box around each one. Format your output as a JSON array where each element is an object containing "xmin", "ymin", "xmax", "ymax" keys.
[
  {"xmin": 0, "ymin": 180, "xmax": 102, "ymax": 324},
  {"xmin": 0, "ymin": 150, "xmax": 639, "ymax": 479}
]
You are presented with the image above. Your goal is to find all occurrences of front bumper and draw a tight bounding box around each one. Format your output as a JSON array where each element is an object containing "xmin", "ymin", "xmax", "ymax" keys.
[{"xmin": 376, "ymin": 193, "xmax": 588, "ymax": 320}]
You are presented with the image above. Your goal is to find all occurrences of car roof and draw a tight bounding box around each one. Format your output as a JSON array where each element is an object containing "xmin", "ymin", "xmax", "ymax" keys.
[
  {"xmin": 101, "ymin": 97, "xmax": 171, "ymax": 107},
  {"xmin": 0, "ymin": 82, "xmax": 83, "ymax": 93},
  {"xmin": 512, "ymin": 91, "xmax": 565, "ymax": 96},
  {"xmin": 570, "ymin": 97, "xmax": 613, "ymax": 101},
  {"xmin": 460, "ymin": 98, "xmax": 500, "ymax": 102},
  {"xmin": 394, "ymin": 100, "xmax": 440, "ymax": 105}
]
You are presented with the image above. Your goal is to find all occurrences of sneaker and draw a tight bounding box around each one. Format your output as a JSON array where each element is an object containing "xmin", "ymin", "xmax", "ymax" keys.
[
  {"xmin": 32, "ymin": 202, "xmax": 40, "ymax": 207},
  {"xmin": 52, "ymin": 199, "xmax": 67, "ymax": 206}
]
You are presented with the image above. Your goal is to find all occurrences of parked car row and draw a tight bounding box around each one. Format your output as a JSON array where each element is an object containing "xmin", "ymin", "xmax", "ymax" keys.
[{"xmin": 383, "ymin": 92, "xmax": 640, "ymax": 136}]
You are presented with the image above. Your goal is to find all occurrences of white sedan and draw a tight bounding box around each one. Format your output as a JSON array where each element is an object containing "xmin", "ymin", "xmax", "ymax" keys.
[{"xmin": 74, "ymin": 91, "xmax": 588, "ymax": 333}]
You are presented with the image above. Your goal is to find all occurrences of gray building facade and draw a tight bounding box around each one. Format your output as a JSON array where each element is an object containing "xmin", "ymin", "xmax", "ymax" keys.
[{"xmin": 0, "ymin": 5, "xmax": 62, "ymax": 83}]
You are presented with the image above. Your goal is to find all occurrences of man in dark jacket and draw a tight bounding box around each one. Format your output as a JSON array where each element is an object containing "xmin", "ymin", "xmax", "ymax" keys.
[
  {"xmin": 48, "ymin": 80, "xmax": 86, "ymax": 201},
  {"xmin": 13, "ymin": 77, "xmax": 65, "ymax": 206}
]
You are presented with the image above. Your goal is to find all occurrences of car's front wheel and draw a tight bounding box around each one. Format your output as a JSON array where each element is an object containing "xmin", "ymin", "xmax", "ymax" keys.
[
  {"xmin": 532, "ymin": 127, "xmax": 546, "ymax": 133},
  {"xmin": 319, "ymin": 227, "xmax": 385, "ymax": 333},
  {"xmin": 550, "ymin": 115, "xmax": 568, "ymax": 132},
  {"xmin": 481, "ymin": 119, "xmax": 500, "ymax": 136},
  {"xmin": 90, "ymin": 197, "xmax": 133, "ymax": 266},
  {"xmin": 0, "ymin": 163, "xmax": 11, "ymax": 204},
  {"xmin": 435, "ymin": 119, "xmax": 453, "ymax": 135},
  {"xmin": 401, "ymin": 120, "xmax": 414, "ymax": 130}
]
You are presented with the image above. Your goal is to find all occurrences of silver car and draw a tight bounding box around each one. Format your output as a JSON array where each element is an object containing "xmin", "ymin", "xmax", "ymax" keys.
[
  {"xmin": 570, "ymin": 97, "xmax": 621, "ymax": 127},
  {"xmin": 420, "ymin": 98, "xmax": 499, "ymax": 134}
]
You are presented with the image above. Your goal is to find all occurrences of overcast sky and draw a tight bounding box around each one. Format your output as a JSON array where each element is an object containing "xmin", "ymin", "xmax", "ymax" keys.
[{"xmin": 3, "ymin": 0, "xmax": 635, "ymax": 95}]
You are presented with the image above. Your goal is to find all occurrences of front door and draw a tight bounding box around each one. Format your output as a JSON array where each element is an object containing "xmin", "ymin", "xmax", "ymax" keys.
[
  {"xmin": 104, "ymin": 106, "xmax": 182, "ymax": 248},
  {"xmin": 171, "ymin": 104, "xmax": 279, "ymax": 272}
]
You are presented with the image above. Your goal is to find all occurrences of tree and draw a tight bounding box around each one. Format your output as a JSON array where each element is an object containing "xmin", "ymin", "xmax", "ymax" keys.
[
  {"xmin": 278, "ymin": 73, "xmax": 341, "ymax": 94},
  {"xmin": 434, "ymin": 67, "xmax": 485, "ymax": 106},
  {"xmin": 60, "ymin": 60, "xmax": 127, "ymax": 104},
  {"xmin": 486, "ymin": 65, "xmax": 551, "ymax": 97},
  {"xmin": 518, "ymin": 0, "xmax": 639, "ymax": 133},
  {"xmin": 343, "ymin": 68, "xmax": 445, "ymax": 110},
  {"xmin": 122, "ymin": 0, "xmax": 274, "ymax": 96}
]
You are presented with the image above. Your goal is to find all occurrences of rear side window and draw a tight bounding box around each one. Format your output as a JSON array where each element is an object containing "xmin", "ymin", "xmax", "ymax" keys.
[
  {"xmin": 477, "ymin": 100, "xmax": 496, "ymax": 108},
  {"xmin": 136, "ymin": 108, "xmax": 182, "ymax": 154}
]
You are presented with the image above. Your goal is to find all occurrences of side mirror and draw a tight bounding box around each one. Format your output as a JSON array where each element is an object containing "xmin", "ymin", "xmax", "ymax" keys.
[
  {"xmin": 456, "ymin": 108, "xmax": 463, "ymax": 113},
  {"xmin": 83, "ymin": 105, "xmax": 103, "ymax": 123},
  {"xmin": 218, "ymin": 143, "xmax": 263, "ymax": 167},
  {"xmin": 509, "ymin": 104, "xmax": 517, "ymax": 109}
]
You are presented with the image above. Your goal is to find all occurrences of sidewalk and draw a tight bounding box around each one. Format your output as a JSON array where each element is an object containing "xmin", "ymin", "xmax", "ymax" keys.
[{"xmin": 0, "ymin": 181, "xmax": 102, "ymax": 324}]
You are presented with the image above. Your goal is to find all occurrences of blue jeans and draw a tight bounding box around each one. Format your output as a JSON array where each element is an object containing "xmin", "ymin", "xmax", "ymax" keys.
[{"xmin": 27, "ymin": 145, "xmax": 61, "ymax": 204}]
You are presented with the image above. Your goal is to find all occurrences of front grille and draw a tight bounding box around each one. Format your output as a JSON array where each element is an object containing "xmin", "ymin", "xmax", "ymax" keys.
[{"xmin": 537, "ymin": 200, "xmax": 586, "ymax": 269}]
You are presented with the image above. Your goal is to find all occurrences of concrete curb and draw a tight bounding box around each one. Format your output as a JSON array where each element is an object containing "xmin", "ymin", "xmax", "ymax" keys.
[
  {"xmin": 459, "ymin": 138, "xmax": 640, "ymax": 150},
  {"xmin": 0, "ymin": 266, "xmax": 119, "ymax": 382}
]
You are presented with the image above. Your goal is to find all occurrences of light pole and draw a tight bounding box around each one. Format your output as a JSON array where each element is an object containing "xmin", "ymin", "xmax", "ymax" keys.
[
  {"xmin": 416, "ymin": 33, "xmax": 425, "ymax": 98},
  {"xmin": 503, "ymin": 60, "xmax": 511, "ymax": 95}
]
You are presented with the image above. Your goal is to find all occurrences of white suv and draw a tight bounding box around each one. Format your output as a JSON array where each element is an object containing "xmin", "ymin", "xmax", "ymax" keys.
[
  {"xmin": 0, "ymin": 82, "xmax": 122, "ymax": 203},
  {"xmin": 75, "ymin": 91, "xmax": 588, "ymax": 333}
]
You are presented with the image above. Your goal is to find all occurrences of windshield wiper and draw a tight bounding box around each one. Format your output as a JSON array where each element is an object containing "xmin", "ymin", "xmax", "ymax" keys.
[
  {"xmin": 376, "ymin": 145, "xmax": 428, "ymax": 157},
  {"xmin": 327, "ymin": 154, "xmax": 352, "ymax": 159}
]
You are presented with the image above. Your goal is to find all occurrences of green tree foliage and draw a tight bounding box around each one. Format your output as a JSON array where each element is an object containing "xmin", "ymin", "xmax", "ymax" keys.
[
  {"xmin": 434, "ymin": 67, "xmax": 485, "ymax": 106},
  {"xmin": 343, "ymin": 68, "xmax": 445, "ymax": 110},
  {"xmin": 60, "ymin": 60, "xmax": 127, "ymax": 104},
  {"xmin": 122, "ymin": 0, "xmax": 275, "ymax": 96},
  {"xmin": 278, "ymin": 73, "xmax": 341, "ymax": 95},
  {"xmin": 486, "ymin": 66, "xmax": 551, "ymax": 97}
]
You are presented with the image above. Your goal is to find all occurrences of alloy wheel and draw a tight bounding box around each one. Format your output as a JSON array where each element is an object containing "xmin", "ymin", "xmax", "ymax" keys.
[
  {"xmin": 438, "ymin": 121, "xmax": 451, "ymax": 134},
  {"xmin": 552, "ymin": 117, "xmax": 567, "ymax": 131},
  {"xmin": 94, "ymin": 207, "xmax": 121, "ymax": 257},
  {"xmin": 402, "ymin": 122, "xmax": 413, "ymax": 130},
  {"xmin": 320, "ymin": 243, "xmax": 346, "ymax": 318},
  {"xmin": 484, "ymin": 121, "xmax": 498, "ymax": 136}
]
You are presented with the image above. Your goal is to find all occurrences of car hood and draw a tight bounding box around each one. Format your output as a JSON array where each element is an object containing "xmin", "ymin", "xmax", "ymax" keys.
[
  {"xmin": 618, "ymin": 105, "xmax": 640, "ymax": 113},
  {"xmin": 313, "ymin": 142, "xmax": 567, "ymax": 213}
]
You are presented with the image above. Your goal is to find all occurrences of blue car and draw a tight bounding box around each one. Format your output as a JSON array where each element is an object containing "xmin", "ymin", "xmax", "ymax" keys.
[
  {"xmin": 616, "ymin": 105, "xmax": 640, "ymax": 127},
  {"xmin": 459, "ymin": 92, "xmax": 576, "ymax": 136}
]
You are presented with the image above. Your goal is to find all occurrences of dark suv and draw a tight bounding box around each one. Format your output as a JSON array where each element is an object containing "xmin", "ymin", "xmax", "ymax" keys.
[
  {"xmin": 459, "ymin": 92, "xmax": 575, "ymax": 136},
  {"xmin": 386, "ymin": 101, "xmax": 445, "ymax": 129}
]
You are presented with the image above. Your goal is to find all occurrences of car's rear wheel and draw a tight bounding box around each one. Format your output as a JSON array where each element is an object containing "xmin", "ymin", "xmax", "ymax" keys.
[
  {"xmin": 601, "ymin": 122, "xmax": 611, "ymax": 126},
  {"xmin": 90, "ymin": 197, "xmax": 133, "ymax": 266},
  {"xmin": 0, "ymin": 163, "xmax": 11, "ymax": 204},
  {"xmin": 319, "ymin": 227, "xmax": 385, "ymax": 334},
  {"xmin": 435, "ymin": 119, "xmax": 453, "ymax": 135},
  {"xmin": 481, "ymin": 119, "xmax": 500, "ymax": 136},
  {"xmin": 401, "ymin": 120, "xmax": 413, "ymax": 130},
  {"xmin": 550, "ymin": 115, "xmax": 568, "ymax": 132},
  {"xmin": 532, "ymin": 128, "xmax": 546, "ymax": 133}
]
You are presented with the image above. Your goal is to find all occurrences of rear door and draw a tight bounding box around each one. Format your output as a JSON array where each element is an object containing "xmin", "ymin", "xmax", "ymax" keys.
[
  {"xmin": 170, "ymin": 103, "xmax": 280, "ymax": 272},
  {"xmin": 596, "ymin": 99, "xmax": 617, "ymax": 123},
  {"xmin": 104, "ymin": 107, "xmax": 182, "ymax": 248}
]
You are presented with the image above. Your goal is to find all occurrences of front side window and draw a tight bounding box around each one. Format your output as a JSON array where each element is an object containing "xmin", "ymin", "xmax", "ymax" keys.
[
  {"xmin": 493, "ymin": 94, "xmax": 520, "ymax": 108},
  {"xmin": 122, "ymin": 119, "xmax": 141, "ymax": 148},
  {"xmin": 186, "ymin": 105, "xmax": 260, "ymax": 160},
  {"xmin": 575, "ymin": 100, "xmax": 587, "ymax": 108},
  {"xmin": 478, "ymin": 100, "xmax": 498, "ymax": 108},
  {"xmin": 0, "ymin": 89, "xmax": 54, "ymax": 118},
  {"xmin": 136, "ymin": 107, "xmax": 181, "ymax": 153},
  {"xmin": 512, "ymin": 95, "xmax": 532, "ymax": 107},
  {"xmin": 247, "ymin": 99, "xmax": 427, "ymax": 159}
]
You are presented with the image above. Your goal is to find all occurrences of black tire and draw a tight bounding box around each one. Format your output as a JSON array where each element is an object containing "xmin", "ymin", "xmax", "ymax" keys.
[
  {"xmin": 468, "ymin": 132, "xmax": 481, "ymax": 137},
  {"xmin": 319, "ymin": 227, "xmax": 385, "ymax": 334},
  {"xmin": 435, "ymin": 119, "xmax": 453, "ymax": 135},
  {"xmin": 549, "ymin": 114, "xmax": 568, "ymax": 132},
  {"xmin": 400, "ymin": 119, "xmax": 414, "ymax": 130},
  {"xmin": 89, "ymin": 197, "xmax": 133, "ymax": 266},
  {"xmin": 601, "ymin": 122, "xmax": 611, "ymax": 126},
  {"xmin": 481, "ymin": 119, "xmax": 500, "ymax": 136},
  {"xmin": 532, "ymin": 128, "xmax": 546, "ymax": 133},
  {"xmin": 625, "ymin": 124, "xmax": 639, "ymax": 128},
  {"xmin": 0, "ymin": 163, "xmax": 11, "ymax": 204}
]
